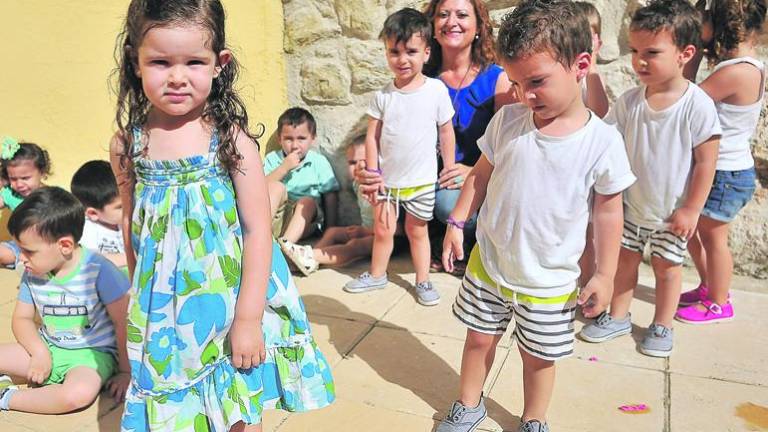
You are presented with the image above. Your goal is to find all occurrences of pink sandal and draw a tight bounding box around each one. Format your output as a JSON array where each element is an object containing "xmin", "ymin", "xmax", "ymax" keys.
[{"xmin": 675, "ymin": 299, "xmax": 734, "ymax": 324}]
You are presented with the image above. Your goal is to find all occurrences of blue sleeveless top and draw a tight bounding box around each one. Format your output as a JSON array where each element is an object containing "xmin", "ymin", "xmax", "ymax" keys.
[{"xmin": 441, "ymin": 64, "xmax": 503, "ymax": 166}]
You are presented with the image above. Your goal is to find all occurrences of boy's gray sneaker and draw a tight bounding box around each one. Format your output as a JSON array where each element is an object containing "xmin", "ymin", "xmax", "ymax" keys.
[
  {"xmin": 519, "ymin": 419, "xmax": 550, "ymax": 432},
  {"xmin": 436, "ymin": 396, "xmax": 487, "ymax": 432},
  {"xmin": 415, "ymin": 280, "xmax": 440, "ymax": 306},
  {"xmin": 343, "ymin": 272, "xmax": 388, "ymax": 293},
  {"xmin": 579, "ymin": 311, "xmax": 632, "ymax": 343},
  {"xmin": 640, "ymin": 323, "xmax": 673, "ymax": 357}
]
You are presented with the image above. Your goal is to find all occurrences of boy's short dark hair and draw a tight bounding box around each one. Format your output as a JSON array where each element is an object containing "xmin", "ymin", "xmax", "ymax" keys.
[
  {"xmin": 630, "ymin": 0, "xmax": 701, "ymax": 50},
  {"xmin": 71, "ymin": 160, "xmax": 119, "ymax": 210},
  {"xmin": 496, "ymin": 0, "xmax": 592, "ymax": 67},
  {"xmin": 8, "ymin": 186, "xmax": 84, "ymax": 243},
  {"xmin": 379, "ymin": 7, "xmax": 432, "ymax": 45},
  {"xmin": 277, "ymin": 107, "xmax": 317, "ymax": 137},
  {"xmin": 574, "ymin": 1, "xmax": 602, "ymax": 36}
]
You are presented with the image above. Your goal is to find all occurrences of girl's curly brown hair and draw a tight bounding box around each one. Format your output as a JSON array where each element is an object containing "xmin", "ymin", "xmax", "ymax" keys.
[
  {"xmin": 696, "ymin": 0, "xmax": 767, "ymax": 65},
  {"xmin": 113, "ymin": 0, "xmax": 261, "ymax": 174},
  {"xmin": 422, "ymin": 0, "xmax": 497, "ymax": 77}
]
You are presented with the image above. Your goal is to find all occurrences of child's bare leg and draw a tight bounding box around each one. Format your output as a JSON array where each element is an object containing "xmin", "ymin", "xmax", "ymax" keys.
[
  {"xmin": 370, "ymin": 202, "xmax": 397, "ymax": 277},
  {"xmin": 282, "ymin": 197, "xmax": 317, "ymax": 243},
  {"xmin": 232, "ymin": 422, "xmax": 262, "ymax": 432},
  {"xmin": 0, "ymin": 343, "xmax": 32, "ymax": 379},
  {"xmin": 0, "ymin": 244, "xmax": 18, "ymax": 268},
  {"xmin": 697, "ymin": 217, "xmax": 731, "ymax": 305},
  {"xmin": 457, "ymin": 329, "xmax": 502, "ymax": 407},
  {"xmin": 267, "ymin": 181, "xmax": 286, "ymax": 219},
  {"xmin": 314, "ymin": 226, "xmax": 349, "ymax": 249},
  {"xmin": 609, "ymin": 248, "xmax": 643, "ymax": 319},
  {"xmin": 404, "ymin": 214, "xmax": 430, "ymax": 284},
  {"xmin": 686, "ymin": 231, "xmax": 708, "ymax": 286},
  {"xmin": 651, "ymin": 256, "xmax": 682, "ymax": 327},
  {"xmin": 519, "ymin": 348, "xmax": 555, "ymax": 423},
  {"xmin": 9, "ymin": 366, "xmax": 102, "ymax": 414},
  {"xmin": 314, "ymin": 236, "xmax": 374, "ymax": 267},
  {"xmin": 578, "ymin": 223, "xmax": 595, "ymax": 288}
]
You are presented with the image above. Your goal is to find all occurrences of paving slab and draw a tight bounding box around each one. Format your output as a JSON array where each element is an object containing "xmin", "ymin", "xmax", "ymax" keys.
[
  {"xmin": 670, "ymin": 290, "xmax": 768, "ymax": 387},
  {"xmin": 487, "ymin": 354, "xmax": 666, "ymax": 432},
  {"xmin": 329, "ymin": 325, "xmax": 510, "ymax": 422},
  {"xmin": 306, "ymin": 312, "xmax": 373, "ymax": 366},
  {"xmin": 671, "ymin": 373, "xmax": 768, "ymax": 432},
  {"xmin": 276, "ymin": 398, "xmax": 437, "ymax": 431}
]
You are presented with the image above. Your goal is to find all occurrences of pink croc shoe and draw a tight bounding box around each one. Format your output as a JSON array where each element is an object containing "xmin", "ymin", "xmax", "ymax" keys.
[
  {"xmin": 675, "ymin": 300, "xmax": 734, "ymax": 324},
  {"xmin": 679, "ymin": 283, "xmax": 708, "ymax": 306}
]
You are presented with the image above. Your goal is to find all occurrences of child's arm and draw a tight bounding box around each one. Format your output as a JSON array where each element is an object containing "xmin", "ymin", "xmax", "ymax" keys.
[
  {"xmin": 103, "ymin": 252, "xmax": 128, "ymax": 268},
  {"xmin": 668, "ymin": 137, "xmax": 719, "ymax": 239},
  {"xmin": 364, "ymin": 117, "xmax": 384, "ymax": 201},
  {"xmin": 442, "ymin": 155, "xmax": 494, "ymax": 271},
  {"xmin": 11, "ymin": 301, "xmax": 51, "ymax": 385},
  {"xmin": 584, "ymin": 44, "xmax": 609, "ymax": 118},
  {"xmin": 229, "ymin": 130, "xmax": 272, "ymax": 369},
  {"xmin": 109, "ymin": 134, "xmax": 137, "ymax": 278},
  {"xmin": 265, "ymin": 151, "xmax": 302, "ymax": 183},
  {"xmin": 438, "ymin": 120, "xmax": 456, "ymax": 170},
  {"xmin": 322, "ymin": 191, "xmax": 338, "ymax": 227},
  {"xmin": 105, "ymin": 294, "xmax": 130, "ymax": 401},
  {"xmin": 580, "ymin": 192, "xmax": 623, "ymax": 317}
]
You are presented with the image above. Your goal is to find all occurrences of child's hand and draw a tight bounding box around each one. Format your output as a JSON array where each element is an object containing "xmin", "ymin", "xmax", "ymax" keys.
[
  {"xmin": 107, "ymin": 371, "xmax": 131, "ymax": 402},
  {"xmin": 438, "ymin": 163, "xmax": 471, "ymax": 190},
  {"xmin": 578, "ymin": 272, "xmax": 613, "ymax": 318},
  {"xmin": 442, "ymin": 225, "xmax": 465, "ymax": 273},
  {"xmin": 667, "ymin": 207, "xmax": 699, "ymax": 240},
  {"xmin": 27, "ymin": 350, "xmax": 52, "ymax": 385},
  {"xmin": 282, "ymin": 150, "xmax": 302, "ymax": 172},
  {"xmin": 229, "ymin": 318, "xmax": 266, "ymax": 370}
]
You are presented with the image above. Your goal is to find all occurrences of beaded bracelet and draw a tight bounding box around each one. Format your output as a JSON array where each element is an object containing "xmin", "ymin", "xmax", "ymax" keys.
[
  {"xmin": 365, "ymin": 167, "xmax": 383, "ymax": 174},
  {"xmin": 446, "ymin": 216, "xmax": 466, "ymax": 230}
]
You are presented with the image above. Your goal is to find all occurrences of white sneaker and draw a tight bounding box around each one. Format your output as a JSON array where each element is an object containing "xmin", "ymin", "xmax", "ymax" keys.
[{"xmin": 280, "ymin": 240, "xmax": 319, "ymax": 276}]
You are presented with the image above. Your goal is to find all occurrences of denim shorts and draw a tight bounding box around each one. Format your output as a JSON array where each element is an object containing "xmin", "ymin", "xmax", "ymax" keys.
[{"xmin": 701, "ymin": 168, "xmax": 756, "ymax": 222}]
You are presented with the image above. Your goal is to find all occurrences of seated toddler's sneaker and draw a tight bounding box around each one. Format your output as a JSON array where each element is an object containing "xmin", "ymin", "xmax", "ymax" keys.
[
  {"xmin": 675, "ymin": 300, "xmax": 734, "ymax": 324},
  {"xmin": 519, "ymin": 419, "xmax": 550, "ymax": 432},
  {"xmin": 344, "ymin": 271, "xmax": 388, "ymax": 293},
  {"xmin": 579, "ymin": 311, "xmax": 632, "ymax": 343},
  {"xmin": 436, "ymin": 395, "xmax": 487, "ymax": 432},
  {"xmin": 415, "ymin": 280, "xmax": 440, "ymax": 306},
  {"xmin": 280, "ymin": 241, "xmax": 319, "ymax": 277},
  {"xmin": 640, "ymin": 323, "xmax": 673, "ymax": 357},
  {"xmin": 679, "ymin": 283, "xmax": 708, "ymax": 306},
  {"xmin": 0, "ymin": 374, "xmax": 18, "ymax": 410}
]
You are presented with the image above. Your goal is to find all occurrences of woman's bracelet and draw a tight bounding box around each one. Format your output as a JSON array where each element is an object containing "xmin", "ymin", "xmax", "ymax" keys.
[
  {"xmin": 446, "ymin": 216, "xmax": 466, "ymax": 230},
  {"xmin": 365, "ymin": 167, "xmax": 382, "ymax": 174}
]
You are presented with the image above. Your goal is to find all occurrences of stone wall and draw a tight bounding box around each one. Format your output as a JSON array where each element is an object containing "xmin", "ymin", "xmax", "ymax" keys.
[{"xmin": 281, "ymin": 0, "xmax": 768, "ymax": 278}]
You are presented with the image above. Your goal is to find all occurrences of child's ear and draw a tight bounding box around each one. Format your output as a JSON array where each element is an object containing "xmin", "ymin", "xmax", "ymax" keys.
[
  {"xmin": 425, "ymin": 44, "xmax": 431, "ymax": 61},
  {"xmin": 57, "ymin": 236, "xmax": 76, "ymax": 255},
  {"xmin": 214, "ymin": 49, "xmax": 232, "ymax": 78},
  {"xmin": 85, "ymin": 207, "xmax": 100, "ymax": 222},
  {"xmin": 679, "ymin": 44, "xmax": 696, "ymax": 65},
  {"xmin": 574, "ymin": 52, "xmax": 591, "ymax": 80}
]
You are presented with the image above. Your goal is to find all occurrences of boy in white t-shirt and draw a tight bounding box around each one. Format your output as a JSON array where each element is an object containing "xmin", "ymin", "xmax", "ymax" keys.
[
  {"xmin": 71, "ymin": 160, "xmax": 126, "ymax": 269},
  {"xmin": 344, "ymin": 8, "xmax": 455, "ymax": 307},
  {"xmin": 580, "ymin": 0, "xmax": 721, "ymax": 358},
  {"xmin": 436, "ymin": 2, "xmax": 635, "ymax": 431}
]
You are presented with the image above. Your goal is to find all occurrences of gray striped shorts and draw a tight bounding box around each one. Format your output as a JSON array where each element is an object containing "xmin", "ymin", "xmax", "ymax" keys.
[
  {"xmin": 621, "ymin": 219, "xmax": 687, "ymax": 265},
  {"xmin": 376, "ymin": 183, "xmax": 435, "ymax": 221}
]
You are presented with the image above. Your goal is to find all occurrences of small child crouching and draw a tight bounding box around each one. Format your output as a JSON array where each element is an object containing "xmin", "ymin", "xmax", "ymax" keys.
[{"xmin": 0, "ymin": 187, "xmax": 130, "ymax": 414}]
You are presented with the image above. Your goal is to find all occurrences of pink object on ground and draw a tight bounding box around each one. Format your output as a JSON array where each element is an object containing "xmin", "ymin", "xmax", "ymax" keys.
[
  {"xmin": 619, "ymin": 404, "xmax": 650, "ymax": 413},
  {"xmin": 588, "ymin": 356, "xmax": 598, "ymax": 362},
  {"xmin": 675, "ymin": 300, "xmax": 734, "ymax": 324},
  {"xmin": 679, "ymin": 283, "xmax": 708, "ymax": 306}
]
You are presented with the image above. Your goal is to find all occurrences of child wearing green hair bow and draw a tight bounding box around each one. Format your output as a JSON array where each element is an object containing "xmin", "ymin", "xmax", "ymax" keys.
[{"xmin": 0, "ymin": 137, "xmax": 52, "ymax": 268}]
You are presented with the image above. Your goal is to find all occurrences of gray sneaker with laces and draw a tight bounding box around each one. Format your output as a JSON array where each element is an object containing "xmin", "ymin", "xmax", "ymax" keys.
[
  {"xmin": 415, "ymin": 280, "xmax": 440, "ymax": 306},
  {"xmin": 640, "ymin": 323, "xmax": 674, "ymax": 357},
  {"xmin": 579, "ymin": 311, "xmax": 632, "ymax": 343},
  {"xmin": 519, "ymin": 419, "xmax": 550, "ymax": 432},
  {"xmin": 436, "ymin": 396, "xmax": 487, "ymax": 432},
  {"xmin": 343, "ymin": 271, "xmax": 388, "ymax": 293}
]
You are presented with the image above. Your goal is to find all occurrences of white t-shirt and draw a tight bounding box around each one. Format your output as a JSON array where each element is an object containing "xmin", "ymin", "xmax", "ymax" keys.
[
  {"xmin": 367, "ymin": 77, "xmax": 455, "ymax": 188},
  {"xmin": 476, "ymin": 104, "xmax": 636, "ymax": 297},
  {"xmin": 711, "ymin": 57, "xmax": 765, "ymax": 171},
  {"xmin": 80, "ymin": 219, "xmax": 124, "ymax": 255},
  {"xmin": 606, "ymin": 83, "xmax": 722, "ymax": 229}
]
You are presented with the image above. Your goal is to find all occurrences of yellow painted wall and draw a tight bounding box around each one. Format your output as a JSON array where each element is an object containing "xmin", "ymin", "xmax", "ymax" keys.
[{"xmin": 0, "ymin": 0, "xmax": 286, "ymax": 189}]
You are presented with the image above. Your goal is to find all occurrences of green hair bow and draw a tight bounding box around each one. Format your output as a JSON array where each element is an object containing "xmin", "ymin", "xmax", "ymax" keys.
[{"xmin": 1, "ymin": 136, "xmax": 20, "ymax": 160}]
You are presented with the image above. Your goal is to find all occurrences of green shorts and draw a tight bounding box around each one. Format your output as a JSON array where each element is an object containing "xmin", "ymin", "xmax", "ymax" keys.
[
  {"xmin": 271, "ymin": 197, "xmax": 325, "ymax": 238},
  {"xmin": 43, "ymin": 341, "xmax": 117, "ymax": 385}
]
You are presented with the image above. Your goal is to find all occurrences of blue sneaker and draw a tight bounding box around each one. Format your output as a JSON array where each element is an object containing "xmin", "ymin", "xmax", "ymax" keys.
[
  {"xmin": 579, "ymin": 311, "xmax": 632, "ymax": 343},
  {"xmin": 640, "ymin": 323, "xmax": 673, "ymax": 357},
  {"xmin": 415, "ymin": 280, "xmax": 440, "ymax": 306},
  {"xmin": 436, "ymin": 396, "xmax": 487, "ymax": 432},
  {"xmin": 519, "ymin": 419, "xmax": 550, "ymax": 432},
  {"xmin": 343, "ymin": 272, "xmax": 388, "ymax": 293}
]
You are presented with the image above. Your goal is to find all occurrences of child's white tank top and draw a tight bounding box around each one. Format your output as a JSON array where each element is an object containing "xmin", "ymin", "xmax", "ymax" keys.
[{"xmin": 712, "ymin": 56, "xmax": 765, "ymax": 171}]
